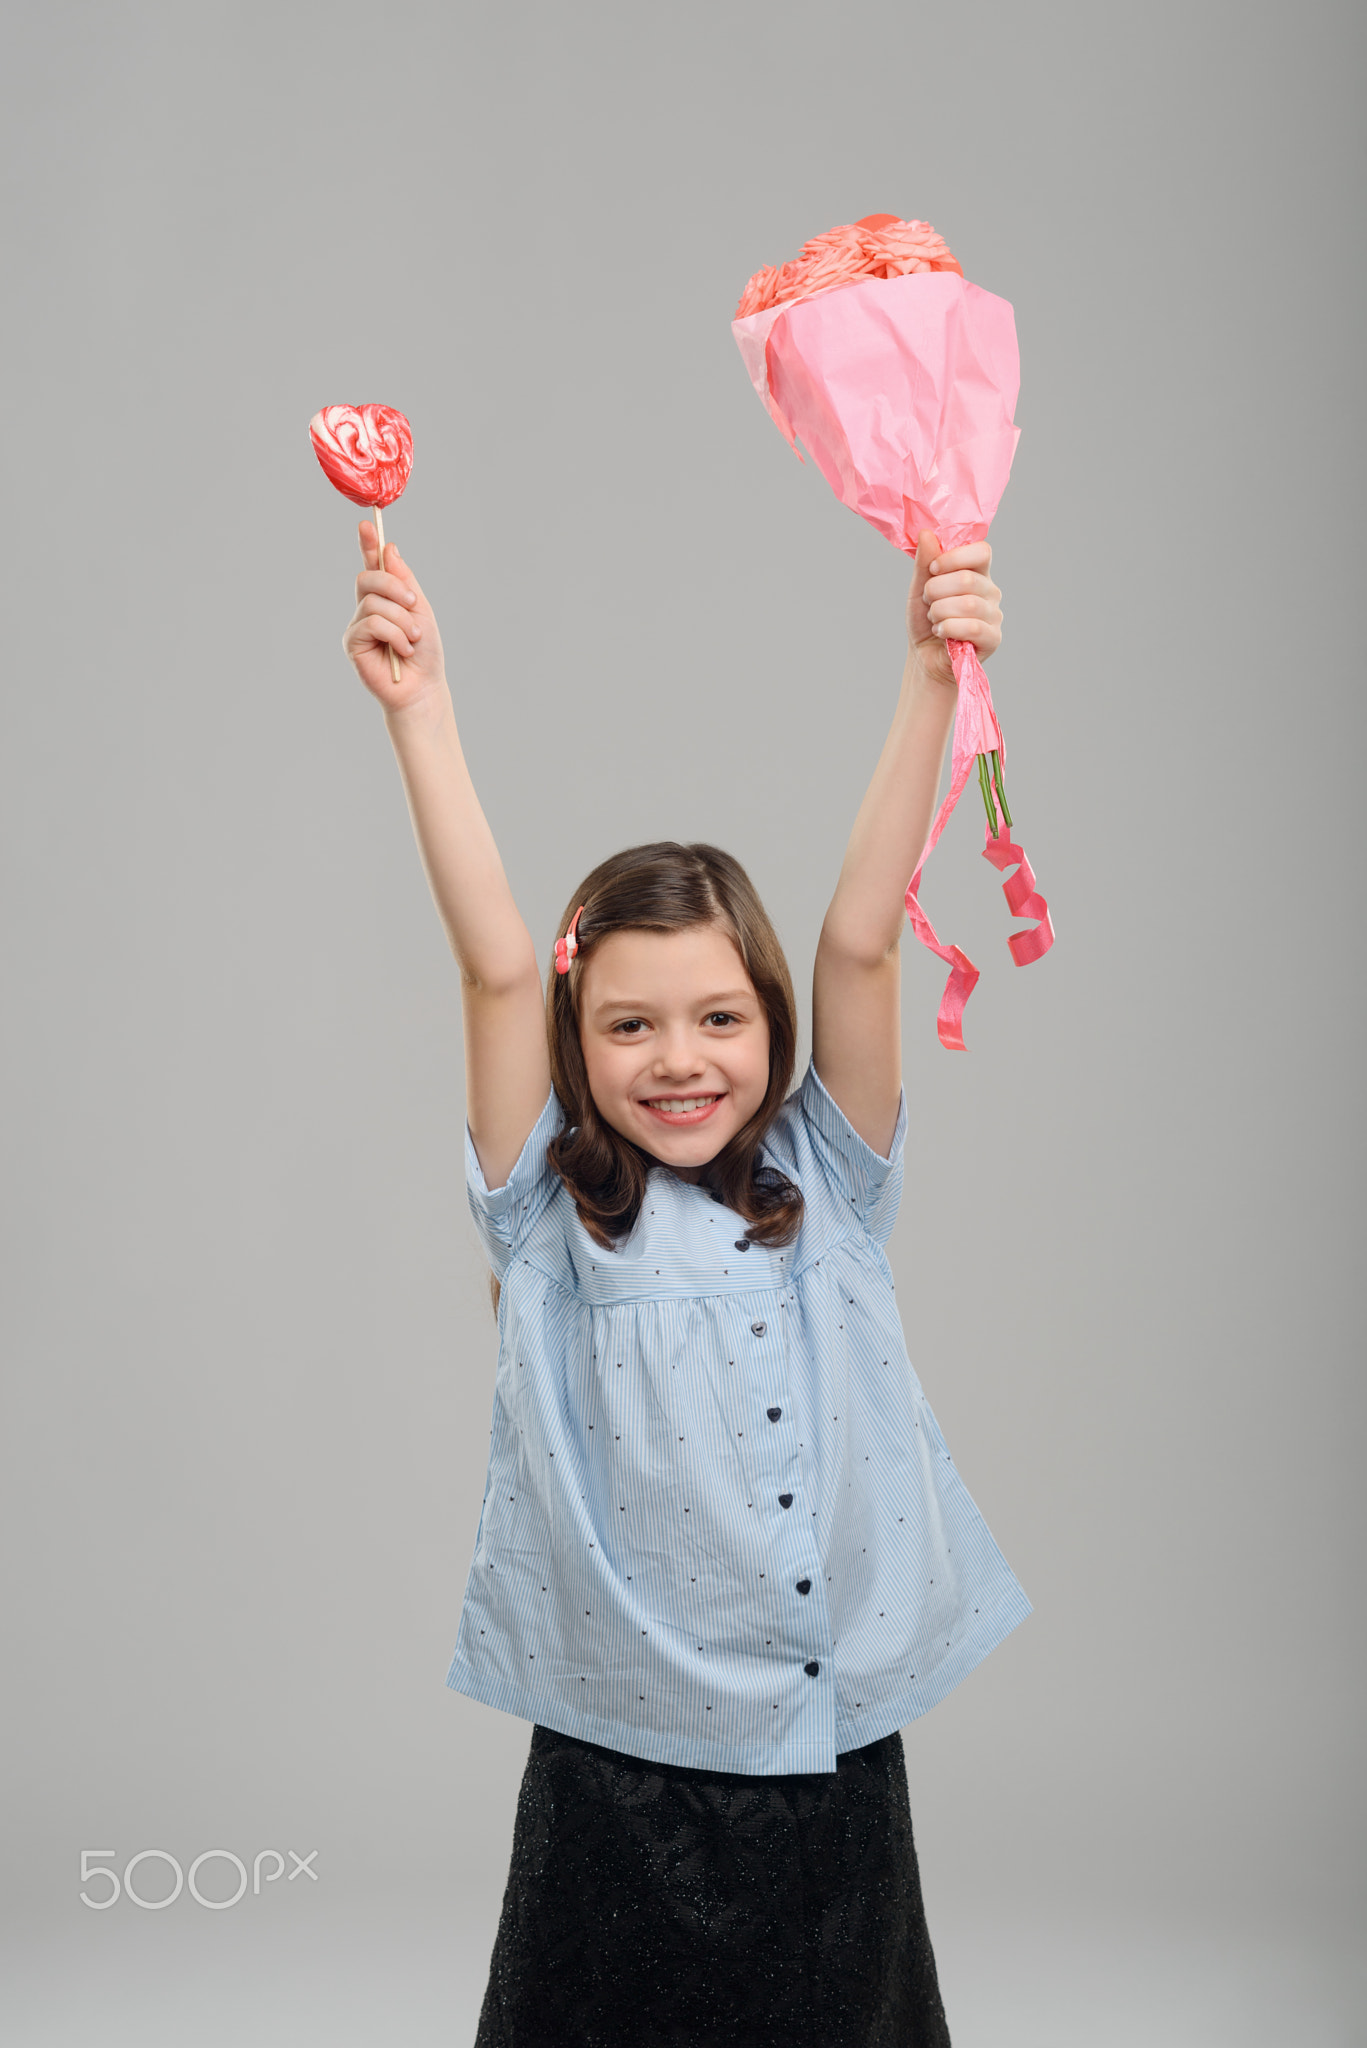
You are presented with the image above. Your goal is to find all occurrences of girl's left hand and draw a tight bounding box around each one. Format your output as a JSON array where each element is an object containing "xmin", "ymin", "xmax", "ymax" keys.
[{"xmin": 905, "ymin": 528, "xmax": 1002, "ymax": 688}]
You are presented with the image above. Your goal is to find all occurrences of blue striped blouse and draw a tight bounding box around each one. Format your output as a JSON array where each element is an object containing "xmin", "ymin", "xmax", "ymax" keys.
[{"xmin": 445, "ymin": 1060, "xmax": 1030, "ymax": 1775}]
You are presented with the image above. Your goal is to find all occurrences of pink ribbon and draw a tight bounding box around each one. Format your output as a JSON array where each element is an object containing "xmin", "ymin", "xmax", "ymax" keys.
[
  {"xmin": 904, "ymin": 637, "xmax": 1054, "ymax": 1050},
  {"xmin": 982, "ymin": 822, "xmax": 1055, "ymax": 967}
]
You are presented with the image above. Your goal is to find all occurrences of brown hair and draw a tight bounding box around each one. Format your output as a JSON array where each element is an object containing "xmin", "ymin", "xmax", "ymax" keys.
[{"xmin": 489, "ymin": 842, "xmax": 803, "ymax": 1316}]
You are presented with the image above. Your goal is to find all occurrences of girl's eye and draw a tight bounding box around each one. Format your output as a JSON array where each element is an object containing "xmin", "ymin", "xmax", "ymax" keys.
[
  {"xmin": 612, "ymin": 1019, "xmax": 646, "ymax": 1036},
  {"xmin": 707, "ymin": 1012, "xmax": 738, "ymax": 1028}
]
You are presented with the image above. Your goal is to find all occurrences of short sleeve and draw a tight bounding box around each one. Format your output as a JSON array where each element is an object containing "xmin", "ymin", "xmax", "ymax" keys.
[
  {"xmin": 465, "ymin": 1091, "xmax": 566, "ymax": 1280},
  {"xmin": 791, "ymin": 1060, "xmax": 907, "ymax": 1248}
]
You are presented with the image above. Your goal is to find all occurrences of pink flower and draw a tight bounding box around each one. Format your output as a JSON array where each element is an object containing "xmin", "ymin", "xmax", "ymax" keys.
[
  {"xmin": 734, "ymin": 265, "xmax": 781, "ymax": 320},
  {"xmin": 733, "ymin": 215, "xmax": 962, "ymax": 319}
]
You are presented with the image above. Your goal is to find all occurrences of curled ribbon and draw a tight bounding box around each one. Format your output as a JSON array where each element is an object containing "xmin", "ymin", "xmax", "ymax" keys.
[
  {"xmin": 982, "ymin": 822, "xmax": 1055, "ymax": 966},
  {"xmin": 904, "ymin": 636, "xmax": 1054, "ymax": 1049}
]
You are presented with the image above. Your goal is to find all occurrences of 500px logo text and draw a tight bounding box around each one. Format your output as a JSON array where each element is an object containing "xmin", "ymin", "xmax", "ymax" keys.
[{"xmin": 79, "ymin": 1847, "xmax": 319, "ymax": 1909}]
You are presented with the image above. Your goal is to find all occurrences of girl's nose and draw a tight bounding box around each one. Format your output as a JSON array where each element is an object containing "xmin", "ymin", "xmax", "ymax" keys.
[{"xmin": 651, "ymin": 1033, "xmax": 706, "ymax": 1078}]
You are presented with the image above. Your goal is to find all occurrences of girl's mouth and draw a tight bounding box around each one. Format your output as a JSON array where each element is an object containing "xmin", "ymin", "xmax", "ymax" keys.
[{"xmin": 640, "ymin": 1093, "xmax": 724, "ymax": 1127}]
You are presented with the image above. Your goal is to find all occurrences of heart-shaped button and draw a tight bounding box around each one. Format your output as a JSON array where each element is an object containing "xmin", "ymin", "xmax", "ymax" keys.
[{"xmin": 309, "ymin": 404, "xmax": 413, "ymax": 508}]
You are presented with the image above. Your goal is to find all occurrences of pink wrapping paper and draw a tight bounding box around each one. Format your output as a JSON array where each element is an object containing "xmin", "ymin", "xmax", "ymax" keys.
[
  {"xmin": 733, "ymin": 271, "xmax": 1020, "ymax": 557},
  {"xmin": 733, "ymin": 265, "xmax": 1053, "ymax": 1047}
]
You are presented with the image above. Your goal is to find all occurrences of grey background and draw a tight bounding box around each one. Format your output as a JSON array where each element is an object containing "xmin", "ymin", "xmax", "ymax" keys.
[{"xmin": 3, "ymin": 0, "xmax": 1363, "ymax": 2040}]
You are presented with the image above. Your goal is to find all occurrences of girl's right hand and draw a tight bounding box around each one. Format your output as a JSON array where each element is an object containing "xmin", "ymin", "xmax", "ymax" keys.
[{"xmin": 342, "ymin": 519, "xmax": 447, "ymax": 713}]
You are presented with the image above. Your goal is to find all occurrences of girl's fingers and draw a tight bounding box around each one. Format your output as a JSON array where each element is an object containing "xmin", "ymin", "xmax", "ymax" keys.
[
  {"xmin": 356, "ymin": 524, "xmax": 406, "ymax": 584},
  {"xmin": 360, "ymin": 593, "xmax": 423, "ymax": 636},
  {"xmin": 907, "ymin": 529, "xmax": 940, "ymax": 615},
  {"xmin": 925, "ymin": 569, "xmax": 999, "ymax": 603},
  {"xmin": 927, "ymin": 541, "xmax": 992, "ymax": 577},
  {"xmin": 931, "ymin": 615, "xmax": 1000, "ymax": 648},
  {"xmin": 349, "ymin": 613, "xmax": 417, "ymax": 660},
  {"xmin": 356, "ymin": 568, "xmax": 418, "ymax": 606},
  {"xmin": 356, "ymin": 529, "xmax": 429, "ymax": 607},
  {"xmin": 385, "ymin": 546, "xmax": 428, "ymax": 610},
  {"xmin": 912, "ymin": 532, "xmax": 1001, "ymax": 657},
  {"xmin": 925, "ymin": 593, "xmax": 998, "ymax": 626}
]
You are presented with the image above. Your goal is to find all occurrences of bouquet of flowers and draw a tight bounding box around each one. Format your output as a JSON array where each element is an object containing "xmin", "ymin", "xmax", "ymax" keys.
[{"xmin": 733, "ymin": 217, "xmax": 1053, "ymax": 1049}]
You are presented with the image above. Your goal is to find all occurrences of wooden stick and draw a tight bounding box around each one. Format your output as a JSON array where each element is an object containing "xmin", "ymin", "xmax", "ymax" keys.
[{"xmin": 372, "ymin": 503, "xmax": 402, "ymax": 685}]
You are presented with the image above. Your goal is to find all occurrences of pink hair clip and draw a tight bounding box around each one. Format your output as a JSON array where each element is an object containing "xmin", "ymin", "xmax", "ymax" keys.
[{"xmin": 554, "ymin": 904, "xmax": 585, "ymax": 975}]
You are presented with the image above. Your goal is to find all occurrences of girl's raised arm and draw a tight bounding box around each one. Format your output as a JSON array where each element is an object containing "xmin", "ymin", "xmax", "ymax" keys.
[
  {"xmin": 811, "ymin": 529, "xmax": 1002, "ymax": 1155},
  {"xmin": 343, "ymin": 521, "xmax": 550, "ymax": 1189}
]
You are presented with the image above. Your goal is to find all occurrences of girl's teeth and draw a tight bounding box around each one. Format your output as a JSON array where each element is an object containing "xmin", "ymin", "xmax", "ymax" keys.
[{"xmin": 651, "ymin": 1097, "xmax": 717, "ymax": 1113}]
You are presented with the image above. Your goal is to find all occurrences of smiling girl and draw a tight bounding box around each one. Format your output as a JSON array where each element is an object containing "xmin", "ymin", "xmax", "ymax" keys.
[{"xmin": 341, "ymin": 518, "xmax": 1030, "ymax": 2047}]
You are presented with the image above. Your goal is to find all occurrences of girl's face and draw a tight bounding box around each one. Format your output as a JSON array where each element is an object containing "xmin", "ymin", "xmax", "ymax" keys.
[{"xmin": 576, "ymin": 923, "xmax": 771, "ymax": 1176}]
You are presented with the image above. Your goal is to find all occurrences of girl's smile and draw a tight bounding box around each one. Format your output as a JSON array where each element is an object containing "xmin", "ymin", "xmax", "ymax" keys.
[
  {"xmin": 640, "ymin": 1092, "xmax": 725, "ymax": 1126},
  {"xmin": 577, "ymin": 925, "xmax": 771, "ymax": 1173}
]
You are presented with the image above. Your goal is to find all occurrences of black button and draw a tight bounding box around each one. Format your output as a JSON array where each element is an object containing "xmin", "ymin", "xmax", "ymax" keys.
[
  {"xmin": 766, "ymin": 1407, "xmax": 782, "ymax": 1422},
  {"xmin": 734, "ymin": 1239, "xmax": 750, "ymax": 1252},
  {"xmin": 778, "ymin": 1493, "xmax": 793, "ymax": 1508},
  {"xmin": 804, "ymin": 1660, "xmax": 820, "ymax": 1677},
  {"xmin": 795, "ymin": 1579, "xmax": 811, "ymax": 1595},
  {"xmin": 751, "ymin": 1321, "xmax": 766, "ymax": 1336}
]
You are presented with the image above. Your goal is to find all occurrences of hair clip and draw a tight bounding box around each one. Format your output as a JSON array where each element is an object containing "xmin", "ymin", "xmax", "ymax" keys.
[{"xmin": 554, "ymin": 904, "xmax": 586, "ymax": 975}]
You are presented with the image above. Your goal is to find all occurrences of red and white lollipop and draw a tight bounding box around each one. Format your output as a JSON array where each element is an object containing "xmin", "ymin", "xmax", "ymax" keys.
[{"xmin": 308, "ymin": 403, "xmax": 413, "ymax": 682}]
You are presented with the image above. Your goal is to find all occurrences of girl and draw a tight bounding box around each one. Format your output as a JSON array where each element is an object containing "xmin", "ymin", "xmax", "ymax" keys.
[{"xmin": 341, "ymin": 520, "xmax": 1029, "ymax": 2047}]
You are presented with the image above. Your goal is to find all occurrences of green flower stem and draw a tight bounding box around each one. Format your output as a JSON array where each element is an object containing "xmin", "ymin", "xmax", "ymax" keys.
[
  {"xmin": 978, "ymin": 753, "xmax": 999, "ymax": 836},
  {"xmin": 990, "ymin": 749, "xmax": 1013, "ymax": 830}
]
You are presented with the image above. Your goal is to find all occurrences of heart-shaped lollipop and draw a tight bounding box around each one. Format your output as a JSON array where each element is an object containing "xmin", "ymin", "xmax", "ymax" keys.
[
  {"xmin": 309, "ymin": 403, "xmax": 414, "ymax": 683},
  {"xmin": 309, "ymin": 404, "xmax": 412, "ymax": 507}
]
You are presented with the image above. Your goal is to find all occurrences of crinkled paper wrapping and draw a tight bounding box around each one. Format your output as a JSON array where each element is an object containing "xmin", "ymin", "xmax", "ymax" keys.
[{"xmin": 733, "ymin": 270, "xmax": 1020, "ymax": 556}]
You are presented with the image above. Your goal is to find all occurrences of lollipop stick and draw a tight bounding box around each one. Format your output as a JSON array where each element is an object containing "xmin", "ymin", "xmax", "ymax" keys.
[{"xmin": 372, "ymin": 504, "xmax": 402, "ymax": 685}]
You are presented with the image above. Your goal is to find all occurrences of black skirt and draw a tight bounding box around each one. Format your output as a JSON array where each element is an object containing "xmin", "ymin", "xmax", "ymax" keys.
[{"xmin": 474, "ymin": 1723, "xmax": 951, "ymax": 2048}]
